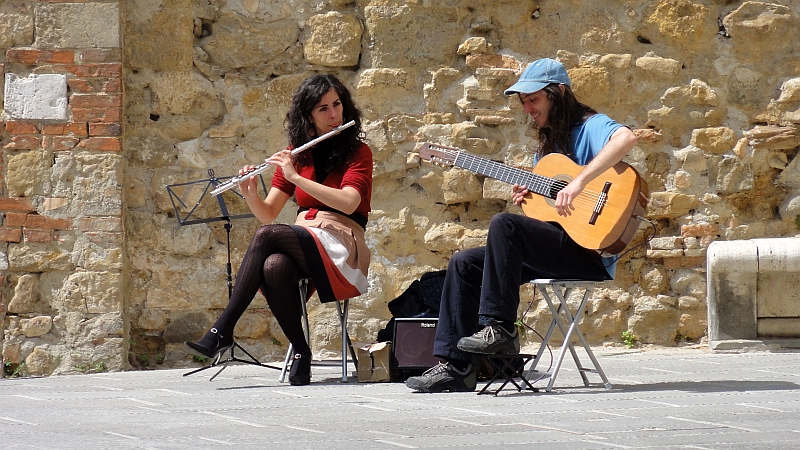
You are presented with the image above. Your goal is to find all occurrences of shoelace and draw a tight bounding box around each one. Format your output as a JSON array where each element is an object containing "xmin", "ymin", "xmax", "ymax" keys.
[
  {"xmin": 479, "ymin": 325, "xmax": 501, "ymax": 343},
  {"xmin": 423, "ymin": 362, "xmax": 449, "ymax": 376}
]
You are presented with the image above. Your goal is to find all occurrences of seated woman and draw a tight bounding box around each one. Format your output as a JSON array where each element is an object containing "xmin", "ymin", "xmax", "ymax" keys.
[{"xmin": 186, "ymin": 74, "xmax": 372, "ymax": 386}]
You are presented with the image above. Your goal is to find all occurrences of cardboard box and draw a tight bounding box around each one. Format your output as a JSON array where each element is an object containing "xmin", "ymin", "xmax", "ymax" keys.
[{"xmin": 355, "ymin": 342, "xmax": 392, "ymax": 382}]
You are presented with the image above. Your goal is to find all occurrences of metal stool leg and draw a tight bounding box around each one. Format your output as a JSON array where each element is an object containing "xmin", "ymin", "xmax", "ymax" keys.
[{"xmin": 335, "ymin": 299, "xmax": 349, "ymax": 382}]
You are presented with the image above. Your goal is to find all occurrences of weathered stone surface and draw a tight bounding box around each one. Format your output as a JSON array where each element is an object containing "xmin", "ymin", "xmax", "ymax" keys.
[
  {"xmin": 8, "ymin": 274, "xmax": 40, "ymax": 314},
  {"xmin": 363, "ymin": 6, "xmax": 460, "ymax": 69},
  {"xmin": 304, "ymin": 12, "xmax": 362, "ymax": 66},
  {"xmin": 4, "ymin": 74, "xmax": 68, "ymax": 121},
  {"xmin": 5, "ymin": 150, "xmax": 53, "ymax": 197},
  {"xmin": 635, "ymin": 54, "xmax": 681, "ymax": 79},
  {"xmin": 644, "ymin": 0, "xmax": 716, "ymax": 48},
  {"xmin": 0, "ymin": 6, "xmax": 34, "ymax": 48},
  {"xmin": 691, "ymin": 127, "xmax": 737, "ymax": 155},
  {"xmin": 24, "ymin": 347, "xmax": 55, "ymax": 376},
  {"xmin": 163, "ymin": 311, "xmax": 210, "ymax": 344},
  {"xmin": 122, "ymin": 0, "xmax": 193, "ymax": 71},
  {"xmin": 744, "ymin": 125, "xmax": 800, "ymax": 151},
  {"xmin": 201, "ymin": 13, "xmax": 299, "ymax": 70},
  {"xmin": 34, "ymin": 3, "xmax": 119, "ymax": 48},
  {"xmin": 49, "ymin": 271, "xmax": 122, "ymax": 315},
  {"xmin": 628, "ymin": 296, "xmax": 680, "ymax": 344},
  {"xmin": 21, "ymin": 316, "xmax": 53, "ymax": 337},
  {"xmin": 647, "ymin": 192, "xmax": 700, "ymax": 219},
  {"xmin": 723, "ymin": 2, "xmax": 795, "ymax": 63},
  {"xmin": 8, "ymin": 243, "xmax": 74, "ymax": 272},
  {"xmin": 357, "ymin": 68, "xmax": 425, "ymax": 115}
]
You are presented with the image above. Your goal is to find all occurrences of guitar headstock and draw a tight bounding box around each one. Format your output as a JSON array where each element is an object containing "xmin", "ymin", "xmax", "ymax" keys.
[{"xmin": 418, "ymin": 142, "xmax": 459, "ymax": 168}]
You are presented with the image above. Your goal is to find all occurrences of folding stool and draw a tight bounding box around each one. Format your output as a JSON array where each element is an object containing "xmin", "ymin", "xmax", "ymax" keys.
[
  {"xmin": 524, "ymin": 279, "xmax": 612, "ymax": 392},
  {"xmin": 279, "ymin": 279, "xmax": 358, "ymax": 383}
]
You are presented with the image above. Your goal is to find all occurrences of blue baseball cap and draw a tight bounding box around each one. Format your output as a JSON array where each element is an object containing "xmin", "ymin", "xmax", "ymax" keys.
[{"xmin": 504, "ymin": 58, "xmax": 571, "ymax": 96}]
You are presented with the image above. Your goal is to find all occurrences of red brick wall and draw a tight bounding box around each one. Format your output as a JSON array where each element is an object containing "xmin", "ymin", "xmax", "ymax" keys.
[{"xmin": 1, "ymin": 48, "xmax": 122, "ymax": 244}]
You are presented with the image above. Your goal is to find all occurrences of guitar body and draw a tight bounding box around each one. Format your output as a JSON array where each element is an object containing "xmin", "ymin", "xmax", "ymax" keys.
[
  {"xmin": 417, "ymin": 142, "xmax": 650, "ymax": 254},
  {"xmin": 520, "ymin": 153, "xmax": 648, "ymax": 254}
]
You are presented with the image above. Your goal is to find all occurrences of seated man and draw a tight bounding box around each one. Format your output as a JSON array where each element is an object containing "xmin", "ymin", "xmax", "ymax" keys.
[{"xmin": 406, "ymin": 58, "xmax": 637, "ymax": 393}]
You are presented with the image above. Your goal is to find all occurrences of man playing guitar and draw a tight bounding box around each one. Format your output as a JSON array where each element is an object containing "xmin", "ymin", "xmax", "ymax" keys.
[{"xmin": 407, "ymin": 58, "xmax": 640, "ymax": 393}]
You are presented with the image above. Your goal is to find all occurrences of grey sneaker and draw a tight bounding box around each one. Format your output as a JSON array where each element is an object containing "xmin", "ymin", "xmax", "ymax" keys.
[
  {"xmin": 405, "ymin": 362, "xmax": 476, "ymax": 393},
  {"xmin": 457, "ymin": 322, "xmax": 520, "ymax": 355}
]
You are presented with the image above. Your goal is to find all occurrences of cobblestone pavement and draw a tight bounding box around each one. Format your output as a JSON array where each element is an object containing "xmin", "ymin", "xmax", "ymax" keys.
[{"xmin": 2, "ymin": 347, "xmax": 799, "ymax": 450}]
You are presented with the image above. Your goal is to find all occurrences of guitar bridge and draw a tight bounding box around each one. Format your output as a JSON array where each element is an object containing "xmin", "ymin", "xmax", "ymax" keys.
[{"xmin": 589, "ymin": 182, "xmax": 611, "ymax": 225}]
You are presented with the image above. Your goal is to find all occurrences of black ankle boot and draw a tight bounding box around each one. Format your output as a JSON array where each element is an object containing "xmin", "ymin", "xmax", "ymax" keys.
[
  {"xmin": 185, "ymin": 328, "xmax": 233, "ymax": 359},
  {"xmin": 288, "ymin": 353, "xmax": 311, "ymax": 386}
]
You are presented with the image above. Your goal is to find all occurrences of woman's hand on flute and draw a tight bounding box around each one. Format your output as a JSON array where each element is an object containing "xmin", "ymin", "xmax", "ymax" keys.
[
  {"xmin": 265, "ymin": 150, "xmax": 299, "ymax": 183},
  {"xmin": 238, "ymin": 165, "xmax": 260, "ymax": 198}
]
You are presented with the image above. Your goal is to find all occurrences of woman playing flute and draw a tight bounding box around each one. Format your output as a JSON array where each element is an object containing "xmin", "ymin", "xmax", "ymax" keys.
[{"xmin": 186, "ymin": 74, "xmax": 372, "ymax": 386}]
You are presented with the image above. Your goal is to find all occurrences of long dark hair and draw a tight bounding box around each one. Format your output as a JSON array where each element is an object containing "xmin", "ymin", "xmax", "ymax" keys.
[
  {"xmin": 285, "ymin": 74, "xmax": 364, "ymax": 170},
  {"xmin": 533, "ymin": 83, "xmax": 597, "ymax": 159}
]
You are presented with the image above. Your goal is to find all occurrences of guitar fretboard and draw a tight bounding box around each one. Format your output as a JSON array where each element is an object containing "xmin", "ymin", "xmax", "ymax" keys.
[{"xmin": 453, "ymin": 152, "xmax": 565, "ymax": 199}]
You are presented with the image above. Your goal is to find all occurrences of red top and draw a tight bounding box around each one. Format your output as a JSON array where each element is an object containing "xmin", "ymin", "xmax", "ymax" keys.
[{"xmin": 271, "ymin": 142, "xmax": 373, "ymax": 220}]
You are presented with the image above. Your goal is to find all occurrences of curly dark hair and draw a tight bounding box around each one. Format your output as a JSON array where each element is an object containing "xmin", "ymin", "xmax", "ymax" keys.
[
  {"xmin": 285, "ymin": 74, "xmax": 364, "ymax": 170},
  {"xmin": 531, "ymin": 83, "xmax": 597, "ymax": 159}
]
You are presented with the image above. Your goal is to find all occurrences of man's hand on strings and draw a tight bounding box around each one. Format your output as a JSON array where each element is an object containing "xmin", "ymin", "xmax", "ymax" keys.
[
  {"xmin": 554, "ymin": 180, "xmax": 585, "ymax": 217},
  {"xmin": 512, "ymin": 184, "xmax": 529, "ymax": 206}
]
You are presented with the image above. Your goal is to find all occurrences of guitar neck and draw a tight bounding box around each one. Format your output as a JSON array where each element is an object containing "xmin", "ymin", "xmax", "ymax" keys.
[{"xmin": 454, "ymin": 152, "xmax": 558, "ymax": 198}]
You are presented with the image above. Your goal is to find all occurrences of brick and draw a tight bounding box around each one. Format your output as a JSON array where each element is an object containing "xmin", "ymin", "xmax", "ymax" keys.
[
  {"xmin": 70, "ymin": 94, "xmax": 122, "ymax": 109},
  {"xmin": 78, "ymin": 217, "xmax": 122, "ymax": 232},
  {"xmin": 6, "ymin": 49, "xmax": 74, "ymax": 64},
  {"xmin": 50, "ymin": 136, "xmax": 81, "ymax": 151},
  {"xmin": 3, "ymin": 136, "xmax": 40, "ymax": 150},
  {"xmin": 42, "ymin": 123, "xmax": 86, "ymax": 136},
  {"xmin": 5, "ymin": 121, "xmax": 40, "ymax": 134},
  {"xmin": 23, "ymin": 228, "xmax": 54, "ymax": 243},
  {"xmin": 4, "ymin": 212, "xmax": 29, "ymax": 227},
  {"xmin": 42, "ymin": 124, "xmax": 66, "ymax": 135},
  {"xmin": 77, "ymin": 137, "xmax": 121, "ymax": 151},
  {"xmin": 102, "ymin": 78, "xmax": 122, "ymax": 93},
  {"xmin": 647, "ymin": 249, "xmax": 684, "ymax": 259},
  {"xmin": 0, "ymin": 227, "xmax": 22, "ymax": 243},
  {"xmin": 664, "ymin": 256, "xmax": 706, "ymax": 270},
  {"xmin": 681, "ymin": 223, "xmax": 720, "ymax": 238},
  {"xmin": 89, "ymin": 123, "xmax": 122, "ymax": 137},
  {"xmin": 78, "ymin": 49, "xmax": 120, "ymax": 64},
  {"xmin": 23, "ymin": 214, "xmax": 73, "ymax": 230},
  {"xmin": 71, "ymin": 107, "xmax": 121, "ymax": 123},
  {"xmin": 70, "ymin": 78, "xmax": 123, "ymax": 94},
  {"xmin": 0, "ymin": 197, "xmax": 35, "ymax": 212},
  {"xmin": 53, "ymin": 63, "xmax": 122, "ymax": 78}
]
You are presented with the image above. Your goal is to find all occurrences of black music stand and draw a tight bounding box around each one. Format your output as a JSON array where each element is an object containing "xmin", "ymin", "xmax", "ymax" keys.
[{"xmin": 167, "ymin": 169, "xmax": 281, "ymax": 381}]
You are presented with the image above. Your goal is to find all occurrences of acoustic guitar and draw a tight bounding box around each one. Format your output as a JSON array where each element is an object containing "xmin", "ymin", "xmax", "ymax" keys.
[{"xmin": 418, "ymin": 142, "xmax": 649, "ymax": 255}]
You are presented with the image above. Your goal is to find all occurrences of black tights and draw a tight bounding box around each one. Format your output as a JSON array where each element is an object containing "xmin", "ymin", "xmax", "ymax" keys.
[{"xmin": 210, "ymin": 224, "xmax": 312, "ymax": 356}]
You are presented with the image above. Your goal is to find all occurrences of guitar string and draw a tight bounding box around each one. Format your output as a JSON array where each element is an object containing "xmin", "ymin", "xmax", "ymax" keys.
[
  {"xmin": 453, "ymin": 152, "xmax": 611, "ymax": 211},
  {"xmin": 456, "ymin": 153, "xmax": 605, "ymax": 210}
]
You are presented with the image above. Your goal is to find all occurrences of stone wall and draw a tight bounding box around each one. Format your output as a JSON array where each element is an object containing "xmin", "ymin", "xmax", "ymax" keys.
[
  {"xmin": 1, "ymin": 0, "xmax": 125, "ymax": 376},
  {"xmin": 2, "ymin": 0, "xmax": 799, "ymax": 376}
]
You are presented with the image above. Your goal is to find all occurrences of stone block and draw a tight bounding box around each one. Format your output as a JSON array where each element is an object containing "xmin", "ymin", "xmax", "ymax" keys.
[
  {"xmin": 691, "ymin": 127, "xmax": 737, "ymax": 154},
  {"xmin": 21, "ymin": 316, "xmax": 52, "ymax": 337},
  {"xmin": 34, "ymin": 3, "xmax": 119, "ymax": 49},
  {"xmin": 4, "ymin": 73, "xmax": 68, "ymax": 121},
  {"xmin": 304, "ymin": 12, "xmax": 362, "ymax": 66},
  {"xmin": 708, "ymin": 238, "xmax": 800, "ymax": 348},
  {"xmin": 0, "ymin": 7, "xmax": 34, "ymax": 48},
  {"xmin": 646, "ymin": 191, "xmax": 699, "ymax": 219}
]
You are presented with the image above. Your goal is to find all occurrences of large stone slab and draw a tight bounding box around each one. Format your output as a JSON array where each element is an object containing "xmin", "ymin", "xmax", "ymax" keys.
[
  {"xmin": 4, "ymin": 73, "xmax": 68, "ymax": 120},
  {"xmin": 34, "ymin": 2, "xmax": 120, "ymax": 48}
]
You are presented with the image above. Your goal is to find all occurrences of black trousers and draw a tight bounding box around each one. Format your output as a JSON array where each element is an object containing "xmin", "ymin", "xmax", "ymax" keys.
[{"xmin": 433, "ymin": 213, "xmax": 612, "ymax": 365}]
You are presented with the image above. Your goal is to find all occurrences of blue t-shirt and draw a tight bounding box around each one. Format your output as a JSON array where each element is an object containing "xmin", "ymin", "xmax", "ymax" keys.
[{"xmin": 535, "ymin": 113, "xmax": 623, "ymax": 278}]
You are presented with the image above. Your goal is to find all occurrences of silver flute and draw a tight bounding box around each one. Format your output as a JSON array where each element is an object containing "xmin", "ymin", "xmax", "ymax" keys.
[{"xmin": 210, "ymin": 120, "xmax": 356, "ymax": 196}]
